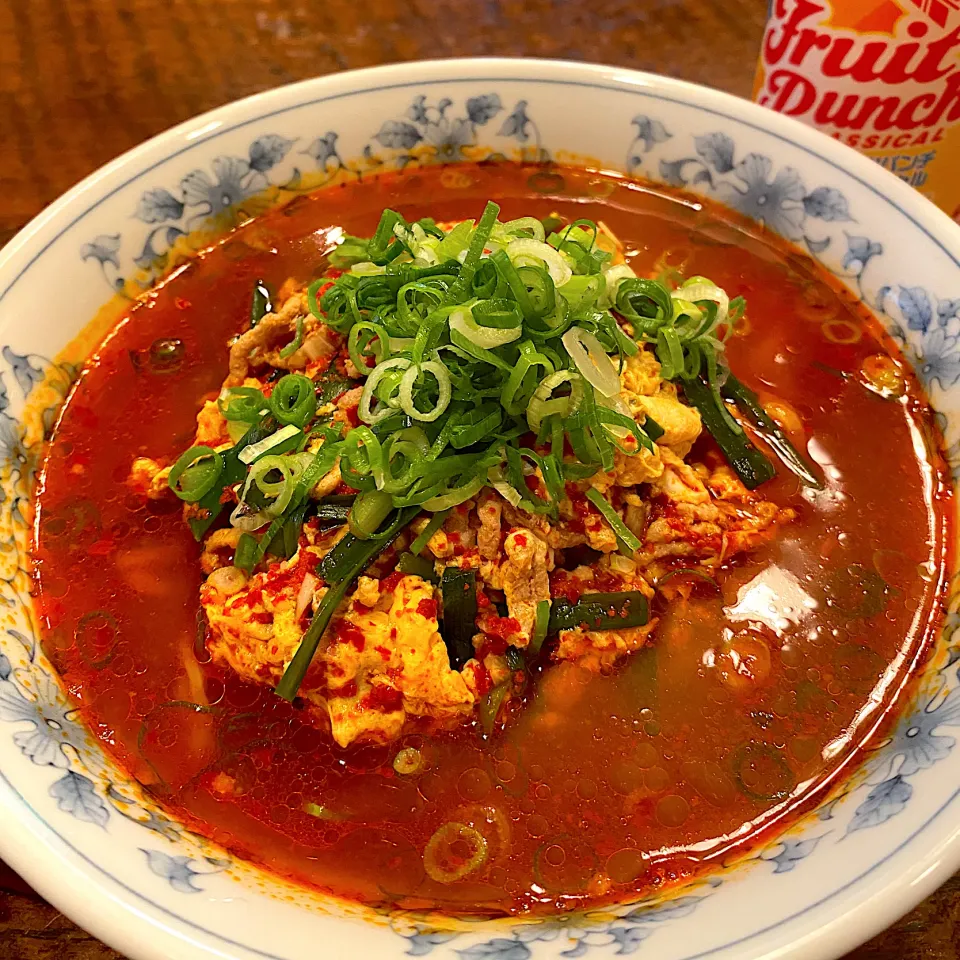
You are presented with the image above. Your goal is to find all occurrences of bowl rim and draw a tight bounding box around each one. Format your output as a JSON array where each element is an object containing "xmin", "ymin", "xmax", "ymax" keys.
[{"xmin": 1, "ymin": 55, "xmax": 960, "ymax": 960}]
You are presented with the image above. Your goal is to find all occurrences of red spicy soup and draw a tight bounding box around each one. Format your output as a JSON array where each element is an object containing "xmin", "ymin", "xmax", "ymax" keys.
[{"xmin": 32, "ymin": 164, "xmax": 952, "ymax": 916}]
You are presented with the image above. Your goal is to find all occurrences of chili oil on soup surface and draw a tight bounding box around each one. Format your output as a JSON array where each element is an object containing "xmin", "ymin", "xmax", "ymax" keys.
[{"xmin": 30, "ymin": 164, "xmax": 953, "ymax": 916}]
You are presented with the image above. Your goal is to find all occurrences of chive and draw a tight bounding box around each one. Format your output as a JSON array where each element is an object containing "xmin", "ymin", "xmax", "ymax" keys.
[
  {"xmin": 409, "ymin": 509, "xmax": 450, "ymax": 556},
  {"xmin": 278, "ymin": 314, "xmax": 304, "ymax": 359},
  {"xmin": 682, "ymin": 376, "xmax": 776, "ymax": 490},
  {"xmin": 250, "ymin": 280, "xmax": 271, "ymax": 328},
  {"xmin": 318, "ymin": 506, "xmax": 419, "ymax": 585},
  {"xmin": 584, "ymin": 487, "xmax": 641, "ymax": 555},
  {"xmin": 396, "ymin": 552, "xmax": 437, "ymax": 582},
  {"xmin": 479, "ymin": 683, "xmax": 509, "ymax": 736},
  {"xmin": 276, "ymin": 507, "xmax": 418, "ymax": 701},
  {"xmin": 655, "ymin": 567, "xmax": 720, "ymax": 592},
  {"xmin": 504, "ymin": 646, "xmax": 524, "ymax": 671},
  {"xmin": 315, "ymin": 496, "xmax": 353, "ymax": 525},
  {"xmin": 530, "ymin": 599, "xmax": 551, "ymax": 654},
  {"xmin": 643, "ymin": 415, "xmax": 665, "ymax": 441},
  {"xmin": 721, "ymin": 374, "xmax": 823, "ymax": 489},
  {"xmin": 280, "ymin": 502, "xmax": 311, "ymax": 557},
  {"xmin": 233, "ymin": 532, "xmax": 258, "ymax": 573},
  {"xmin": 440, "ymin": 567, "xmax": 477, "ymax": 670},
  {"xmin": 548, "ymin": 590, "xmax": 649, "ymax": 633}
]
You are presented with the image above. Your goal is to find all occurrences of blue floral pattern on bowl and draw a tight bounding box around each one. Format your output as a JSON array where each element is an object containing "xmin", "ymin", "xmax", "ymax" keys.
[
  {"xmin": 0, "ymin": 69, "xmax": 958, "ymax": 960},
  {"xmin": 81, "ymin": 94, "xmax": 544, "ymax": 296}
]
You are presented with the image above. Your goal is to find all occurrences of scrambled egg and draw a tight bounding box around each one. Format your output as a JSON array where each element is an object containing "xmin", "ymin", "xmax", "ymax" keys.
[
  {"xmin": 321, "ymin": 574, "xmax": 478, "ymax": 746},
  {"xmin": 203, "ymin": 563, "xmax": 482, "ymax": 748}
]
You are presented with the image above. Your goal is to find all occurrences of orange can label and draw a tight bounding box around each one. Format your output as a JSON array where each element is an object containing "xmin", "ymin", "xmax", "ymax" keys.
[{"xmin": 753, "ymin": 0, "xmax": 960, "ymax": 219}]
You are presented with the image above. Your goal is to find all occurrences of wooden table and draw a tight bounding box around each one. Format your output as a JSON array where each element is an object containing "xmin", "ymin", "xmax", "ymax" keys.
[{"xmin": 0, "ymin": 0, "xmax": 957, "ymax": 956}]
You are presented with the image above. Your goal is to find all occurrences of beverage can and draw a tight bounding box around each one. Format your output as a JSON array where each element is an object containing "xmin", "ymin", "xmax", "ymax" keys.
[{"xmin": 753, "ymin": 0, "xmax": 960, "ymax": 220}]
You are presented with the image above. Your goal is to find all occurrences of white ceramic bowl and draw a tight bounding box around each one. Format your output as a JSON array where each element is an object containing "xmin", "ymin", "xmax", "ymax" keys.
[{"xmin": 1, "ymin": 58, "xmax": 959, "ymax": 960}]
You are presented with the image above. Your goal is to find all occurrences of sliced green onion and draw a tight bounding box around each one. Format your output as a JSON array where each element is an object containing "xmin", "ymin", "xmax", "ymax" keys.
[
  {"xmin": 360, "ymin": 357, "xmax": 411, "ymax": 424},
  {"xmin": 348, "ymin": 490, "xmax": 393, "ymax": 539},
  {"xmin": 344, "ymin": 426, "xmax": 385, "ymax": 488},
  {"xmin": 422, "ymin": 473, "xmax": 486, "ymax": 511},
  {"xmin": 615, "ymin": 278, "xmax": 673, "ymax": 336},
  {"xmin": 506, "ymin": 238, "xmax": 572, "ymax": 287},
  {"xmin": 398, "ymin": 361, "xmax": 452, "ymax": 423},
  {"xmin": 505, "ymin": 446, "xmax": 554, "ymax": 515},
  {"xmin": 423, "ymin": 822, "xmax": 488, "ymax": 882},
  {"xmin": 238, "ymin": 423, "xmax": 301, "ymax": 464},
  {"xmin": 445, "ymin": 200, "xmax": 500, "ymax": 303},
  {"xmin": 450, "ymin": 308, "xmax": 522, "ymax": 349},
  {"xmin": 187, "ymin": 414, "xmax": 277, "ymax": 540},
  {"xmin": 526, "ymin": 371, "xmax": 583, "ymax": 432},
  {"xmin": 450, "ymin": 404, "xmax": 502, "ymax": 449},
  {"xmin": 436, "ymin": 220, "xmax": 474, "ymax": 261},
  {"xmin": 347, "ymin": 321, "xmax": 389, "ymax": 374},
  {"xmin": 176, "ymin": 205, "xmax": 761, "ymax": 548},
  {"xmin": 562, "ymin": 327, "xmax": 620, "ymax": 398},
  {"xmin": 500, "ymin": 341, "xmax": 554, "ymax": 416},
  {"xmin": 472, "ymin": 298, "xmax": 523, "ymax": 329},
  {"xmin": 448, "ymin": 325, "xmax": 512, "ymax": 371},
  {"xmin": 270, "ymin": 374, "xmax": 317, "ymax": 427},
  {"xmin": 249, "ymin": 455, "xmax": 297, "ymax": 517},
  {"xmin": 168, "ymin": 446, "xmax": 223, "ymax": 503},
  {"xmin": 488, "ymin": 463, "xmax": 522, "ymax": 506},
  {"xmin": 218, "ymin": 387, "xmax": 268, "ymax": 422},
  {"xmin": 502, "ymin": 216, "xmax": 546, "ymax": 241},
  {"xmin": 678, "ymin": 279, "xmax": 730, "ymax": 327}
]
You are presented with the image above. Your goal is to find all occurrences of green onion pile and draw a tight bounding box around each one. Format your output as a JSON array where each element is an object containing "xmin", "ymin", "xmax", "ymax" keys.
[
  {"xmin": 167, "ymin": 200, "xmax": 822, "ymax": 700},
  {"xmin": 304, "ymin": 201, "xmax": 748, "ymax": 520}
]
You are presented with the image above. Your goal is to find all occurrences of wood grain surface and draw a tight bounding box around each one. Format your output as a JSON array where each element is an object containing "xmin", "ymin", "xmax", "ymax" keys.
[{"xmin": 0, "ymin": 1, "xmax": 957, "ymax": 958}]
